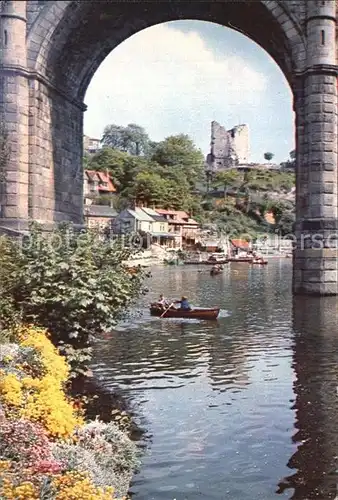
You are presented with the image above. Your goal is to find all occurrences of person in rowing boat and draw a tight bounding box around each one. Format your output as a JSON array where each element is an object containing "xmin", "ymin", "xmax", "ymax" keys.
[
  {"xmin": 174, "ymin": 295, "xmax": 192, "ymax": 311},
  {"xmin": 157, "ymin": 294, "xmax": 170, "ymax": 309}
]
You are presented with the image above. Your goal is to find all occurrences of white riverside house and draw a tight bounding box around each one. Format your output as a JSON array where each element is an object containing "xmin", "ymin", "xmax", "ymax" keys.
[{"xmin": 111, "ymin": 207, "xmax": 177, "ymax": 247}]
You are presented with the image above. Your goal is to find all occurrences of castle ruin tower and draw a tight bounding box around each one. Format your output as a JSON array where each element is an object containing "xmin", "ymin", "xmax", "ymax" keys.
[
  {"xmin": 0, "ymin": 0, "xmax": 29, "ymax": 232},
  {"xmin": 293, "ymin": 0, "xmax": 338, "ymax": 295},
  {"xmin": 230, "ymin": 124, "xmax": 250, "ymax": 164},
  {"xmin": 206, "ymin": 121, "xmax": 250, "ymax": 172}
]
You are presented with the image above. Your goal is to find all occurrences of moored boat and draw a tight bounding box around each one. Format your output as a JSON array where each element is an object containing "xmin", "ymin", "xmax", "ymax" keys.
[
  {"xmin": 251, "ymin": 259, "xmax": 268, "ymax": 265},
  {"xmin": 150, "ymin": 304, "xmax": 220, "ymax": 320},
  {"xmin": 228, "ymin": 257, "xmax": 253, "ymax": 263},
  {"xmin": 184, "ymin": 259, "xmax": 229, "ymax": 265}
]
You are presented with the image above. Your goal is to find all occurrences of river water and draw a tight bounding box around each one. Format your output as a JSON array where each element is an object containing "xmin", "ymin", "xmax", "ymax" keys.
[{"xmin": 92, "ymin": 260, "xmax": 338, "ymax": 500}]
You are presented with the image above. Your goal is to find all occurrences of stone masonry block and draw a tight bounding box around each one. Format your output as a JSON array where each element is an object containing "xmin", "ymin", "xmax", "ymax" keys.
[
  {"xmin": 5, "ymin": 182, "xmax": 19, "ymax": 195},
  {"xmin": 309, "ymin": 206, "xmax": 337, "ymax": 218},
  {"xmin": 295, "ymin": 282, "xmax": 338, "ymax": 296},
  {"xmin": 323, "ymin": 183, "xmax": 335, "ymax": 194},
  {"xmin": 323, "ymin": 163, "xmax": 335, "ymax": 171},
  {"xmin": 323, "ymin": 94, "xmax": 336, "ymax": 104},
  {"xmin": 308, "ymin": 112, "xmax": 336, "ymax": 123},
  {"xmin": 323, "ymin": 103, "xmax": 336, "ymax": 113},
  {"xmin": 322, "ymin": 271, "xmax": 338, "ymax": 282},
  {"xmin": 311, "ymin": 152, "xmax": 336, "ymax": 163},
  {"xmin": 2, "ymin": 206, "xmax": 21, "ymax": 218},
  {"xmin": 303, "ymin": 270, "xmax": 338, "ymax": 283},
  {"xmin": 309, "ymin": 194, "xmax": 335, "ymax": 206},
  {"xmin": 324, "ymin": 259, "xmax": 338, "ymax": 271},
  {"xmin": 300, "ymin": 258, "xmax": 338, "ymax": 271},
  {"xmin": 309, "ymin": 182, "xmax": 336, "ymax": 194}
]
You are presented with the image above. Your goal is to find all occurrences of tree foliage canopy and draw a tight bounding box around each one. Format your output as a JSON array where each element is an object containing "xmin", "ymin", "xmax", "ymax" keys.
[
  {"xmin": 102, "ymin": 123, "xmax": 150, "ymax": 156},
  {"xmin": 264, "ymin": 152, "xmax": 274, "ymax": 161},
  {"xmin": 150, "ymin": 134, "xmax": 204, "ymax": 185},
  {"xmin": 86, "ymin": 127, "xmax": 205, "ymax": 211}
]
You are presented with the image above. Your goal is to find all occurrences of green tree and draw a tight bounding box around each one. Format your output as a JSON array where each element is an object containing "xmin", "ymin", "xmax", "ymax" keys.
[
  {"xmin": 86, "ymin": 147, "xmax": 126, "ymax": 188},
  {"xmin": 88, "ymin": 147, "xmax": 153, "ymax": 194},
  {"xmin": 150, "ymin": 134, "xmax": 204, "ymax": 185},
  {"xmin": 275, "ymin": 210, "xmax": 295, "ymax": 235},
  {"xmin": 264, "ymin": 152, "xmax": 274, "ymax": 162},
  {"xmin": 166, "ymin": 177, "xmax": 194, "ymax": 211},
  {"xmin": 130, "ymin": 171, "xmax": 169, "ymax": 206},
  {"xmin": 101, "ymin": 123, "xmax": 150, "ymax": 156},
  {"xmin": 83, "ymin": 152, "xmax": 91, "ymax": 169},
  {"xmin": 101, "ymin": 124, "xmax": 124, "ymax": 150},
  {"xmin": 213, "ymin": 169, "xmax": 242, "ymax": 197}
]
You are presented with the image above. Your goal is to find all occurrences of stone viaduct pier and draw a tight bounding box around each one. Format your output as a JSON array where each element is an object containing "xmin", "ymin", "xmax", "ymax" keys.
[{"xmin": 0, "ymin": 0, "xmax": 337, "ymax": 295}]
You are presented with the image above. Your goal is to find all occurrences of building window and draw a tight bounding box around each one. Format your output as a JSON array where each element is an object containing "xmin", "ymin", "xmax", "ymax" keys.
[
  {"xmin": 321, "ymin": 30, "xmax": 325, "ymax": 45},
  {"xmin": 4, "ymin": 30, "xmax": 7, "ymax": 46},
  {"xmin": 160, "ymin": 224, "xmax": 164, "ymax": 231}
]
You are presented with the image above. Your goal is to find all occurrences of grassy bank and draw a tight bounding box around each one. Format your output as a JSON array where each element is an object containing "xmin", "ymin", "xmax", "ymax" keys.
[{"xmin": 0, "ymin": 325, "xmax": 139, "ymax": 499}]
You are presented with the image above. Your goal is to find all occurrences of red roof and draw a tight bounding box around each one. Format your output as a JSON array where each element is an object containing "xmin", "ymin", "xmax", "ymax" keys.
[
  {"xmin": 155, "ymin": 208, "xmax": 199, "ymax": 225},
  {"xmin": 231, "ymin": 239, "xmax": 250, "ymax": 249},
  {"xmin": 85, "ymin": 170, "xmax": 116, "ymax": 193}
]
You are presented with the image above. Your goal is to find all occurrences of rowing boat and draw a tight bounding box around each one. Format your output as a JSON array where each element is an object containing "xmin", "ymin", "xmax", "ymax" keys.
[
  {"xmin": 228, "ymin": 257, "xmax": 253, "ymax": 263},
  {"xmin": 210, "ymin": 268, "xmax": 222, "ymax": 275},
  {"xmin": 150, "ymin": 304, "xmax": 220, "ymax": 320}
]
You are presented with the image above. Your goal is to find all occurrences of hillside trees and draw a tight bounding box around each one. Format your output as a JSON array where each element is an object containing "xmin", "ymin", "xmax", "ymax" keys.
[
  {"xmin": 87, "ymin": 126, "xmax": 205, "ymax": 212},
  {"xmin": 213, "ymin": 169, "xmax": 242, "ymax": 197},
  {"xmin": 85, "ymin": 123, "xmax": 295, "ymax": 234},
  {"xmin": 102, "ymin": 123, "xmax": 150, "ymax": 156}
]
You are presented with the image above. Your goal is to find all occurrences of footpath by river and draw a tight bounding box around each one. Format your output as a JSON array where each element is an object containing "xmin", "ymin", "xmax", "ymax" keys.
[{"xmin": 92, "ymin": 259, "xmax": 338, "ymax": 500}]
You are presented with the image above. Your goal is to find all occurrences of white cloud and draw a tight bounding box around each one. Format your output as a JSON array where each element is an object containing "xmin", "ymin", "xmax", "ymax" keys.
[{"xmin": 84, "ymin": 22, "xmax": 268, "ymax": 156}]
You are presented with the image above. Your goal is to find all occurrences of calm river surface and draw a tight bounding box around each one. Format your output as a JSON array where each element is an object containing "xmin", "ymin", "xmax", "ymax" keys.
[{"xmin": 92, "ymin": 260, "xmax": 338, "ymax": 500}]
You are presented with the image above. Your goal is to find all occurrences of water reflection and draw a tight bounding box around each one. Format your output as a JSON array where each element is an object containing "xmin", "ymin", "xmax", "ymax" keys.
[
  {"xmin": 277, "ymin": 296, "xmax": 338, "ymax": 499},
  {"xmin": 91, "ymin": 262, "xmax": 338, "ymax": 499}
]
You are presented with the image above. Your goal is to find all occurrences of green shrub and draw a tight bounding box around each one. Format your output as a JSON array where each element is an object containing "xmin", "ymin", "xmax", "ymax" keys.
[{"xmin": 0, "ymin": 223, "xmax": 147, "ymax": 376}]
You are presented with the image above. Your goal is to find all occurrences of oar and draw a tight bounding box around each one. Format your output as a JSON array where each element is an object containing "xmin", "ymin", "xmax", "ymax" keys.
[{"xmin": 160, "ymin": 302, "xmax": 174, "ymax": 318}]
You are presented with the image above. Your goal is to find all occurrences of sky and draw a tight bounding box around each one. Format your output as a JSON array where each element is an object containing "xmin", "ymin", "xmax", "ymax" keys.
[{"xmin": 84, "ymin": 20, "xmax": 294, "ymax": 164}]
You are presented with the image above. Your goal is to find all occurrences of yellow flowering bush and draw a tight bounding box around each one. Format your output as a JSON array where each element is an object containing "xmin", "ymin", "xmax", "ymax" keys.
[
  {"xmin": 0, "ymin": 326, "xmax": 83, "ymax": 438},
  {"xmin": 0, "ymin": 372, "xmax": 21, "ymax": 405},
  {"xmin": 0, "ymin": 477, "xmax": 40, "ymax": 500},
  {"xmin": 16, "ymin": 325, "xmax": 69, "ymax": 382},
  {"xmin": 52, "ymin": 471, "xmax": 115, "ymax": 500},
  {"xmin": 0, "ymin": 326, "xmax": 138, "ymax": 499},
  {"xmin": 0, "ymin": 466, "xmax": 127, "ymax": 500}
]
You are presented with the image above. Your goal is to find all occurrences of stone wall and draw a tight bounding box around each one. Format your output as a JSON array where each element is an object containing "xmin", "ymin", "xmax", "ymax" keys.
[
  {"xmin": 206, "ymin": 121, "xmax": 250, "ymax": 171},
  {"xmin": 0, "ymin": 0, "xmax": 29, "ymax": 231},
  {"xmin": 28, "ymin": 79, "xmax": 84, "ymax": 224},
  {"xmin": 292, "ymin": 0, "xmax": 338, "ymax": 296}
]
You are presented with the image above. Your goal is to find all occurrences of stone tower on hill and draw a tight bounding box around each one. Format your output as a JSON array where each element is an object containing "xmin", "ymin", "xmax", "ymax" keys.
[{"xmin": 206, "ymin": 121, "xmax": 250, "ymax": 172}]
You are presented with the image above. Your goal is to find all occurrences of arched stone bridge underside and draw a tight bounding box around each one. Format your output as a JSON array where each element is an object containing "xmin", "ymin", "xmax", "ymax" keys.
[{"xmin": 0, "ymin": 0, "xmax": 337, "ymax": 295}]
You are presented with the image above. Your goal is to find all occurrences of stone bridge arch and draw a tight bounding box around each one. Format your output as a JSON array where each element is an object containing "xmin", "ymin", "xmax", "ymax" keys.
[{"xmin": 0, "ymin": 0, "xmax": 337, "ymax": 295}]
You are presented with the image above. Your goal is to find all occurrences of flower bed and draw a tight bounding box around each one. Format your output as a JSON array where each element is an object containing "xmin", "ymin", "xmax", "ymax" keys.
[{"xmin": 0, "ymin": 326, "xmax": 139, "ymax": 499}]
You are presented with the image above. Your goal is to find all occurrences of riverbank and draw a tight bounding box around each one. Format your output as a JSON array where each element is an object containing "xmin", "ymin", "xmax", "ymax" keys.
[{"xmin": 0, "ymin": 325, "xmax": 139, "ymax": 499}]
